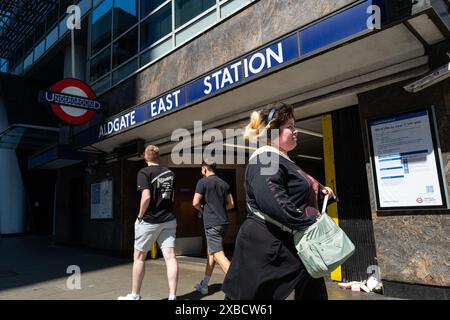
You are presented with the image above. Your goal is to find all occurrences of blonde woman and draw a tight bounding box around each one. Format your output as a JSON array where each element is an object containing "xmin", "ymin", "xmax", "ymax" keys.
[{"xmin": 222, "ymin": 103, "xmax": 335, "ymax": 300}]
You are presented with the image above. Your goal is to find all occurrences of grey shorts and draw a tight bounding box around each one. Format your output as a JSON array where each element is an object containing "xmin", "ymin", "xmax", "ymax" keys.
[
  {"xmin": 134, "ymin": 219, "xmax": 177, "ymax": 253},
  {"xmin": 205, "ymin": 225, "xmax": 228, "ymax": 254}
]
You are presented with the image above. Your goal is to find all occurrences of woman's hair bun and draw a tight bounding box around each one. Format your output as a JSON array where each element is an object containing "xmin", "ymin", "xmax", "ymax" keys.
[{"xmin": 244, "ymin": 111, "xmax": 266, "ymax": 141}]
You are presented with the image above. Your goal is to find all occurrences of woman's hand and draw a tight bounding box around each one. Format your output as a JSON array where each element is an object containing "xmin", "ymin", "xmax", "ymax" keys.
[{"xmin": 322, "ymin": 186, "xmax": 336, "ymax": 199}]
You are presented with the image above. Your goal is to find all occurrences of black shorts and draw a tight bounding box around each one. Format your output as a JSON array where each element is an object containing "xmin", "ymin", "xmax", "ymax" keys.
[{"xmin": 205, "ymin": 225, "xmax": 228, "ymax": 254}]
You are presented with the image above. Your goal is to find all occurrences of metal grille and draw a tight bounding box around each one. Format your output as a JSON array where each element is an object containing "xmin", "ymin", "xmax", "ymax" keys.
[
  {"xmin": 332, "ymin": 106, "xmax": 378, "ymax": 282},
  {"xmin": 0, "ymin": 0, "xmax": 57, "ymax": 59}
]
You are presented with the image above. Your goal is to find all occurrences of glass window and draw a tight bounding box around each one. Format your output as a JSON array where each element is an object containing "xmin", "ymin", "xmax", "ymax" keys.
[
  {"xmin": 221, "ymin": 0, "xmax": 251, "ymax": 19},
  {"xmin": 46, "ymin": 4, "xmax": 59, "ymax": 29},
  {"xmin": 92, "ymin": 74, "xmax": 111, "ymax": 95},
  {"xmin": 23, "ymin": 34, "xmax": 34, "ymax": 54},
  {"xmin": 140, "ymin": 37, "xmax": 172, "ymax": 66},
  {"xmin": 113, "ymin": 27, "xmax": 138, "ymax": 68},
  {"xmin": 0, "ymin": 61, "xmax": 8, "ymax": 73},
  {"xmin": 35, "ymin": 20, "xmax": 46, "ymax": 42},
  {"xmin": 78, "ymin": 0, "xmax": 93, "ymax": 17},
  {"xmin": 60, "ymin": 0, "xmax": 74, "ymax": 18},
  {"xmin": 91, "ymin": 0, "xmax": 113, "ymax": 55},
  {"xmin": 175, "ymin": 10, "xmax": 215, "ymax": 45},
  {"xmin": 12, "ymin": 46, "xmax": 23, "ymax": 66},
  {"xmin": 140, "ymin": 3, "xmax": 171, "ymax": 50},
  {"xmin": 140, "ymin": 0, "xmax": 167, "ymax": 18},
  {"xmin": 59, "ymin": 18, "xmax": 69, "ymax": 37},
  {"xmin": 46, "ymin": 26, "xmax": 59, "ymax": 49},
  {"xmin": 93, "ymin": 0, "xmax": 105, "ymax": 8},
  {"xmin": 175, "ymin": 0, "xmax": 215, "ymax": 28},
  {"xmin": 90, "ymin": 46, "xmax": 111, "ymax": 82},
  {"xmin": 13, "ymin": 60, "xmax": 24, "ymax": 75},
  {"xmin": 0, "ymin": 59, "xmax": 8, "ymax": 73},
  {"xmin": 113, "ymin": 58, "xmax": 138, "ymax": 84},
  {"xmin": 24, "ymin": 52, "xmax": 34, "ymax": 71},
  {"xmin": 34, "ymin": 39, "xmax": 46, "ymax": 61},
  {"xmin": 113, "ymin": 0, "xmax": 138, "ymax": 38}
]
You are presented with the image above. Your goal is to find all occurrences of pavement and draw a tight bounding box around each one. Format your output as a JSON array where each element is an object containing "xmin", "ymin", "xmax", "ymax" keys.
[{"xmin": 0, "ymin": 235, "xmax": 398, "ymax": 300}]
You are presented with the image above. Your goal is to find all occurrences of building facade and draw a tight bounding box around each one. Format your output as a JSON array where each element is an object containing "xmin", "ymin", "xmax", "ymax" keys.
[{"xmin": 1, "ymin": 0, "xmax": 449, "ymax": 299}]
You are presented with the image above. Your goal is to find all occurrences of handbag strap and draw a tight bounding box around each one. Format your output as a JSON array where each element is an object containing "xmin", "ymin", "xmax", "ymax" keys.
[
  {"xmin": 321, "ymin": 195, "xmax": 329, "ymax": 215},
  {"xmin": 247, "ymin": 194, "xmax": 330, "ymax": 234},
  {"xmin": 247, "ymin": 203, "xmax": 294, "ymax": 234}
]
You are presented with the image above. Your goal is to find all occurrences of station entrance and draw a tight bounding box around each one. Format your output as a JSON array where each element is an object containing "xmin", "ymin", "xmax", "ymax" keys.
[
  {"xmin": 124, "ymin": 105, "xmax": 377, "ymax": 282},
  {"xmin": 290, "ymin": 106, "xmax": 377, "ymax": 282}
]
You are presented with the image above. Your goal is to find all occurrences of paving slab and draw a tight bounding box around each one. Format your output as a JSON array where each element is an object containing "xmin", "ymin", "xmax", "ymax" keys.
[{"xmin": 0, "ymin": 236, "xmax": 398, "ymax": 300}]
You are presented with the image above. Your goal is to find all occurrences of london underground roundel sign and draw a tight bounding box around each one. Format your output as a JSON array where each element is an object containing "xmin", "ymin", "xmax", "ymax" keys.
[{"xmin": 47, "ymin": 78, "xmax": 99, "ymax": 125}]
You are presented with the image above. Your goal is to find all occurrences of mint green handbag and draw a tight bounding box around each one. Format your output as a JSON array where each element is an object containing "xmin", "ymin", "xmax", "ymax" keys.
[
  {"xmin": 293, "ymin": 195, "xmax": 355, "ymax": 278},
  {"xmin": 249, "ymin": 195, "xmax": 355, "ymax": 279}
]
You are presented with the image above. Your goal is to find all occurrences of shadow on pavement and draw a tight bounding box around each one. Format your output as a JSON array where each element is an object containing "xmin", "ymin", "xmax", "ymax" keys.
[
  {"xmin": 174, "ymin": 284, "xmax": 223, "ymax": 300},
  {"xmin": 0, "ymin": 235, "xmax": 130, "ymax": 292}
]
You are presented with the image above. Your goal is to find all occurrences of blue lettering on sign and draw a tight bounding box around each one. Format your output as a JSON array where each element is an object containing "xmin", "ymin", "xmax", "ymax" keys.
[
  {"xmin": 75, "ymin": 0, "xmax": 398, "ymax": 148},
  {"xmin": 187, "ymin": 34, "xmax": 299, "ymax": 103},
  {"xmin": 187, "ymin": 59, "xmax": 243, "ymax": 103},
  {"xmin": 98, "ymin": 105, "xmax": 145, "ymax": 139},
  {"xmin": 243, "ymin": 34, "xmax": 298, "ymax": 78},
  {"xmin": 145, "ymin": 88, "xmax": 186, "ymax": 120}
]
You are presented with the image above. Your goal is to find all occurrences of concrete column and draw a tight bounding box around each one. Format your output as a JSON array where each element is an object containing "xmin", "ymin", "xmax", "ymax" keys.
[
  {"xmin": 0, "ymin": 96, "xmax": 26, "ymax": 234},
  {"xmin": 63, "ymin": 45, "xmax": 87, "ymax": 81}
]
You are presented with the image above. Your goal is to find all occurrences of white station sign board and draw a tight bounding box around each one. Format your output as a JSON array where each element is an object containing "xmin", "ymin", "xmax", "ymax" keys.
[{"xmin": 368, "ymin": 109, "xmax": 447, "ymax": 209}]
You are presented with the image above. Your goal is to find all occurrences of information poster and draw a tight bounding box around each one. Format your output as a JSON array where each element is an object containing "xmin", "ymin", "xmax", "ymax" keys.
[
  {"xmin": 368, "ymin": 109, "xmax": 446, "ymax": 209},
  {"xmin": 90, "ymin": 179, "xmax": 113, "ymax": 219}
]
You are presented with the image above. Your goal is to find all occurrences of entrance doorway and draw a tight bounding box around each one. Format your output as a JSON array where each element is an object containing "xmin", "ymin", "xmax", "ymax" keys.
[
  {"xmin": 291, "ymin": 106, "xmax": 377, "ymax": 282},
  {"xmin": 25, "ymin": 170, "xmax": 57, "ymax": 236},
  {"xmin": 290, "ymin": 116, "xmax": 325, "ymax": 184},
  {"xmin": 171, "ymin": 167, "xmax": 240, "ymax": 257},
  {"xmin": 171, "ymin": 167, "xmax": 204, "ymax": 256}
]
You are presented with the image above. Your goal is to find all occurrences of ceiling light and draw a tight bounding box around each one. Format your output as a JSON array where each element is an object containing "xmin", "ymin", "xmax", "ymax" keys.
[{"xmin": 403, "ymin": 62, "xmax": 450, "ymax": 93}]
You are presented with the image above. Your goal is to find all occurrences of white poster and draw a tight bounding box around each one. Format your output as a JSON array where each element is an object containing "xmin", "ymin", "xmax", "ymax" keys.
[
  {"xmin": 90, "ymin": 179, "xmax": 113, "ymax": 219},
  {"xmin": 369, "ymin": 110, "xmax": 444, "ymax": 208}
]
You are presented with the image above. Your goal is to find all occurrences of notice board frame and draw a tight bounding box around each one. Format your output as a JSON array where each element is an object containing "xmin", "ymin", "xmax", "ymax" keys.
[
  {"xmin": 366, "ymin": 106, "xmax": 449, "ymax": 211},
  {"xmin": 90, "ymin": 177, "xmax": 114, "ymax": 220}
]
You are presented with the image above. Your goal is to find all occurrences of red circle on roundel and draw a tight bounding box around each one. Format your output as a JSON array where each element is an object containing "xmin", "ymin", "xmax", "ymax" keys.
[
  {"xmin": 416, "ymin": 197, "xmax": 423, "ymax": 204},
  {"xmin": 50, "ymin": 78, "xmax": 97, "ymax": 125}
]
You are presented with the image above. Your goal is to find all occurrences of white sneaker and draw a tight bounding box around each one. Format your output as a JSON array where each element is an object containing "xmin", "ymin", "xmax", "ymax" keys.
[
  {"xmin": 117, "ymin": 293, "xmax": 141, "ymax": 300},
  {"xmin": 195, "ymin": 281, "xmax": 208, "ymax": 295}
]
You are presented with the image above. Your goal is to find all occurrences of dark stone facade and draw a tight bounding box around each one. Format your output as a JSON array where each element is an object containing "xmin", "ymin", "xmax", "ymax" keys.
[
  {"xmin": 54, "ymin": 3, "xmax": 450, "ymax": 290},
  {"xmin": 88, "ymin": 0, "xmax": 357, "ymax": 120},
  {"xmin": 54, "ymin": 159, "xmax": 141, "ymax": 256},
  {"xmin": 357, "ymin": 42, "xmax": 450, "ymax": 287},
  {"xmin": 62, "ymin": 0, "xmax": 361, "ymax": 252}
]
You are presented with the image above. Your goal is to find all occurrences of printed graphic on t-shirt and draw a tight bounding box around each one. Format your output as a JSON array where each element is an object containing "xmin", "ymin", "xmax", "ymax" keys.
[
  {"xmin": 137, "ymin": 166, "xmax": 175, "ymax": 223},
  {"xmin": 153, "ymin": 172, "xmax": 173, "ymax": 200}
]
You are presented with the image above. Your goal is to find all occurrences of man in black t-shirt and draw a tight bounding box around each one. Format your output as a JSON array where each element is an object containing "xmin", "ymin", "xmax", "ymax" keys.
[
  {"xmin": 118, "ymin": 145, "xmax": 178, "ymax": 301},
  {"xmin": 192, "ymin": 159, "xmax": 234, "ymax": 295}
]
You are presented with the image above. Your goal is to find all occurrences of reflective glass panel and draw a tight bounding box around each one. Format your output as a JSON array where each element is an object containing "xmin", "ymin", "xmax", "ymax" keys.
[
  {"xmin": 60, "ymin": 0, "xmax": 74, "ymax": 18},
  {"xmin": 113, "ymin": 27, "xmax": 138, "ymax": 67},
  {"xmin": 46, "ymin": 4, "xmax": 59, "ymax": 29},
  {"xmin": 175, "ymin": 0, "xmax": 215, "ymax": 28},
  {"xmin": 140, "ymin": 0, "xmax": 167, "ymax": 18},
  {"xmin": 140, "ymin": 3, "xmax": 171, "ymax": 50},
  {"xmin": 113, "ymin": 58, "xmax": 138, "ymax": 84},
  {"xmin": 92, "ymin": 74, "xmax": 111, "ymax": 95},
  {"xmin": 91, "ymin": 0, "xmax": 113, "ymax": 55},
  {"xmin": 90, "ymin": 46, "xmax": 111, "ymax": 82},
  {"xmin": 140, "ymin": 37, "xmax": 172, "ymax": 66},
  {"xmin": 35, "ymin": 20, "xmax": 46, "ymax": 42},
  {"xmin": 113, "ymin": 0, "xmax": 138, "ymax": 38}
]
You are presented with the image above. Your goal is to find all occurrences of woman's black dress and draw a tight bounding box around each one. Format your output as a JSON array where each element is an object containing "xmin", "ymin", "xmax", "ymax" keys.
[{"xmin": 222, "ymin": 148, "xmax": 329, "ymax": 300}]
